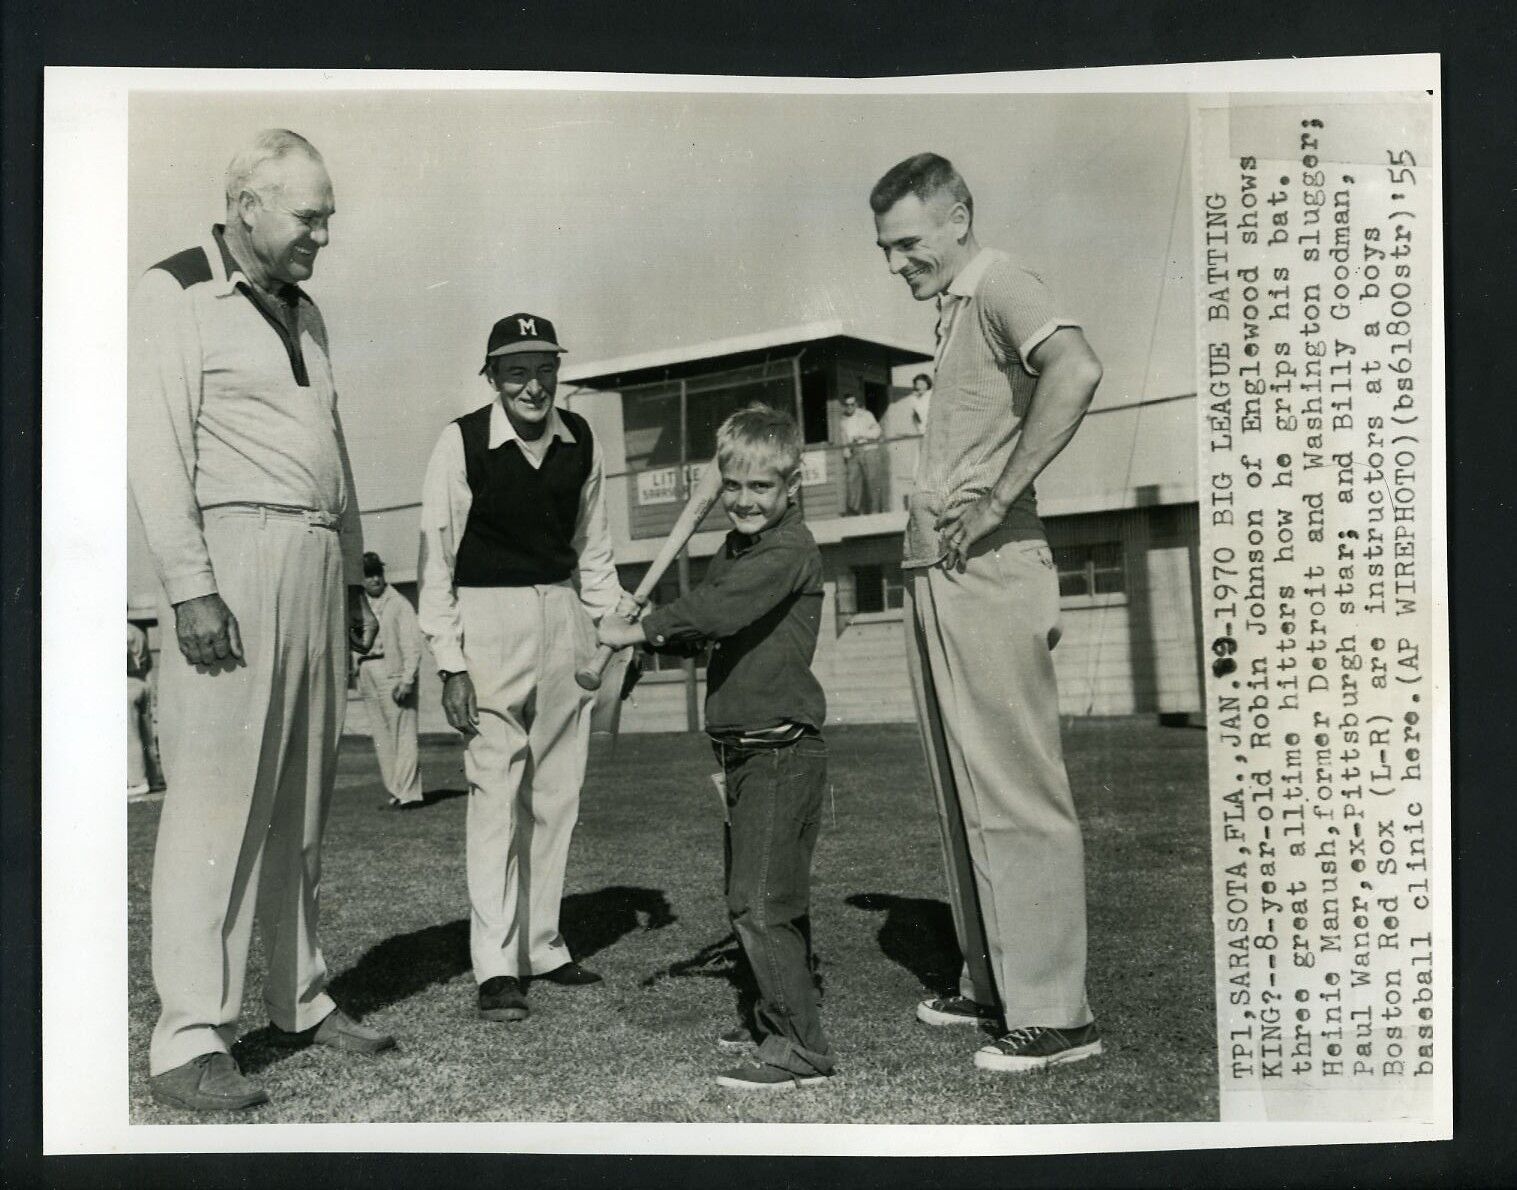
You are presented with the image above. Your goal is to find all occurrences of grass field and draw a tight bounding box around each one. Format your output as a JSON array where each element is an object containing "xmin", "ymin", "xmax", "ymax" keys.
[{"xmin": 127, "ymin": 717, "xmax": 1216, "ymax": 1125}]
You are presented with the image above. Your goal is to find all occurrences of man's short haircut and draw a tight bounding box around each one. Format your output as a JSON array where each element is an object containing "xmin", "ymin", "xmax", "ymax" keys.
[
  {"xmin": 224, "ymin": 129, "xmax": 324, "ymax": 204},
  {"xmin": 716, "ymin": 403, "xmax": 803, "ymax": 477},
  {"xmin": 868, "ymin": 152, "xmax": 974, "ymax": 225},
  {"xmin": 362, "ymin": 551, "xmax": 385, "ymax": 578},
  {"xmin": 914, "ymin": 372, "xmax": 933, "ymax": 387}
]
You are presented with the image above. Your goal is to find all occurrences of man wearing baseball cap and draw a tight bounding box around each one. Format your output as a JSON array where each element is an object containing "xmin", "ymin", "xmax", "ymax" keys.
[{"xmin": 417, "ymin": 313, "xmax": 633, "ymax": 1023}]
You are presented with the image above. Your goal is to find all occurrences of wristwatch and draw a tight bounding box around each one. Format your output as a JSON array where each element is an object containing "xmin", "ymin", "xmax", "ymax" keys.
[{"xmin": 438, "ymin": 669, "xmax": 465, "ymax": 682}]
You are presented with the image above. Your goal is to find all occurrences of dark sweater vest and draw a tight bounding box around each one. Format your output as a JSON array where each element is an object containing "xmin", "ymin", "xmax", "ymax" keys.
[{"xmin": 453, "ymin": 404, "xmax": 595, "ymax": 588}]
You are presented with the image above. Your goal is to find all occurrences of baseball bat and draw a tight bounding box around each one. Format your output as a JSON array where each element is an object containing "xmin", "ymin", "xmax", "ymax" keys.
[{"xmin": 575, "ymin": 458, "xmax": 723, "ymax": 691}]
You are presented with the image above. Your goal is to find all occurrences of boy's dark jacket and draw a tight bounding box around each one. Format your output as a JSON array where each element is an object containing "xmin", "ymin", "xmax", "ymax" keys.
[{"xmin": 639, "ymin": 502, "xmax": 826, "ymax": 736}]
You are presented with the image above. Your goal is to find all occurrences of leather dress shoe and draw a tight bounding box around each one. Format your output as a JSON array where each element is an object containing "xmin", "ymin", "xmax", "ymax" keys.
[
  {"xmin": 150, "ymin": 1051, "xmax": 268, "ymax": 1112},
  {"xmin": 534, "ymin": 961, "xmax": 603, "ymax": 987},
  {"xmin": 270, "ymin": 1008, "xmax": 396, "ymax": 1054},
  {"xmin": 479, "ymin": 975, "xmax": 530, "ymax": 1022}
]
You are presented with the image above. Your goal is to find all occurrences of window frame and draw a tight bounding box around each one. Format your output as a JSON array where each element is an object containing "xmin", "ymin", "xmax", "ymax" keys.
[{"xmin": 1052, "ymin": 541, "xmax": 1128, "ymax": 609}]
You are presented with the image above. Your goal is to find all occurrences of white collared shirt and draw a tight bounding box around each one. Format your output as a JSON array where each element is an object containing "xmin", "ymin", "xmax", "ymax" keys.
[{"xmin": 417, "ymin": 400, "xmax": 624, "ymax": 674}]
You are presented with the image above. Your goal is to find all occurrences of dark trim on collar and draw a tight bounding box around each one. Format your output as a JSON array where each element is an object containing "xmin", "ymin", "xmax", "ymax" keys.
[
  {"xmin": 212, "ymin": 225, "xmax": 311, "ymax": 307},
  {"xmin": 211, "ymin": 225, "xmax": 311, "ymax": 387}
]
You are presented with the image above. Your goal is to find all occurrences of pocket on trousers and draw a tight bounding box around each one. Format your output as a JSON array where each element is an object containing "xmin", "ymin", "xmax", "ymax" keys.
[
  {"xmin": 785, "ymin": 744, "xmax": 828, "ymax": 830},
  {"xmin": 993, "ymin": 540, "xmax": 1062, "ymax": 651}
]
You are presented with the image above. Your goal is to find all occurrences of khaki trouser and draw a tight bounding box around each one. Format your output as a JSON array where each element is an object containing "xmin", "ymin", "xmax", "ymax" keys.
[
  {"xmin": 458, "ymin": 583, "xmax": 595, "ymax": 981},
  {"xmin": 903, "ymin": 535, "xmax": 1093, "ymax": 1028},
  {"xmin": 844, "ymin": 446, "xmax": 887, "ymax": 515},
  {"xmin": 149, "ymin": 507, "xmax": 345, "ymax": 1075},
  {"xmin": 357, "ymin": 661, "xmax": 423, "ymax": 803}
]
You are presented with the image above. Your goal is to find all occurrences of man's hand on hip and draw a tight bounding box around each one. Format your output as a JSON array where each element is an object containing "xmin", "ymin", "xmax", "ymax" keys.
[
  {"xmin": 935, "ymin": 494, "xmax": 1007, "ymax": 574},
  {"xmin": 441, "ymin": 672, "xmax": 480, "ymax": 738},
  {"xmin": 174, "ymin": 593, "xmax": 244, "ymax": 666}
]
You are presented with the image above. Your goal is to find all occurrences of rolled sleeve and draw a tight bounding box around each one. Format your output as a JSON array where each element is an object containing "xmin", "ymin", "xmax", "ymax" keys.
[
  {"xmin": 980, "ymin": 262, "xmax": 1081, "ymax": 377},
  {"xmin": 127, "ymin": 268, "xmax": 218, "ymax": 605}
]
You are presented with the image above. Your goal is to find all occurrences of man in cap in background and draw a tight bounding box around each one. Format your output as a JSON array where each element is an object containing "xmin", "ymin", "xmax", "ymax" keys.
[
  {"xmin": 129, "ymin": 128, "xmax": 395, "ymax": 1113},
  {"xmin": 418, "ymin": 313, "xmax": 632, "ymax": 1024},
  {"xmin": 351, "ymin": 551, "xmax": 427, "ymax": 809}
]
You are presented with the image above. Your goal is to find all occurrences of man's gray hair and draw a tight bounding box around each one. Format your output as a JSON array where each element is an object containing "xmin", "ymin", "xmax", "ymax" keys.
[{"xmin": 224, "ymin": 129, "xmax": 324, "ymax": 204}]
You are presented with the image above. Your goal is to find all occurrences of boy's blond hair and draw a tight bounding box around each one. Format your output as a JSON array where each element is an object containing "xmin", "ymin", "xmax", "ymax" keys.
[{"xmin": 715, "ymin": 403, "xmax": 803, "ymax": 478}]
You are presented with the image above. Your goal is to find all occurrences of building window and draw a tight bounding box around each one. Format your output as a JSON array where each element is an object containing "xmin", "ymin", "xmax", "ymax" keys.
[
  {"xmin": 1053, "ymin": 542, "xmax": 1125, "ymax": 601},
  {"xmin": 837, "ymin": 562, "xmax": 904, "ymax": 617}
]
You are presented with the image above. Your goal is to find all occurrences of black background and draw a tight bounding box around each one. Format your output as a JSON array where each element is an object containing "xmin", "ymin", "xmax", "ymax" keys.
[{"xmin": 3, "ymin": 1, "xmax": 1511, "ymax": 1186}]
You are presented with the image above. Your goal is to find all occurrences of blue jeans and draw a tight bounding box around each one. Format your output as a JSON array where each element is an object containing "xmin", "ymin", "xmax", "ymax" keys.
[{"xmin": 715, "ymin": 734, "xmax": 834, "ymax": 1076}]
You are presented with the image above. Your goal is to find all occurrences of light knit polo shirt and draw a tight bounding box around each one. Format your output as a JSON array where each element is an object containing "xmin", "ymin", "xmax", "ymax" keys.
[
  {"xmin": 128, "ymin": 226, "xmax": 362, "ymax": 603},
  {"xmin": 902, "ymin": 247, "xmax": 1080, "ymax": 569}
]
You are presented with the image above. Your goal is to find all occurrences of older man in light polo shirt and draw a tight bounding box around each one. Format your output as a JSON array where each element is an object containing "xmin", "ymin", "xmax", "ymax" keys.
[
  {"xmin": 870, "ymin": 152, "xmax": 1105, "ymax": 1073},
  {"xmin": 129, "ymin": 128, "xmax": 395, "ymax": 1113}
]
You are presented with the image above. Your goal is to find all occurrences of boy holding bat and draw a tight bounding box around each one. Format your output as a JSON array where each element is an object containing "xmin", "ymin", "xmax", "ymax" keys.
[{"xmin": 599, "ymin": 404, "xmax": 835, "ymax": 1092}]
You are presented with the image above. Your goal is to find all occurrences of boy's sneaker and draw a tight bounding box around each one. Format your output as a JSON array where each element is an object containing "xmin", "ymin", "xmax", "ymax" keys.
[
  {"xmin": 973, "ymin": 1023, "xmax": 1103, "ymax": 1072},
  {"xmin": 716, "ymin": 1025, "xmax": 757, "ymax": 1054},
  {"xmin": 916, "ymin": 995, "xmax": 1000, "ymax": 1028},
  {"xmin": 715, "ymin": 1060, "xmax": 831, "ymax": 1092}
]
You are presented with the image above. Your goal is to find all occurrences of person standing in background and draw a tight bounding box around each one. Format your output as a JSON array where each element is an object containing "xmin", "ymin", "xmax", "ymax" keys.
[
  {"xmin": 127, "ymin": 622, "xmax": 160, "ymax": 798},
  {"xmin": 351, "ymin": 551, "xmax": 427, "ymax": 809},
  {"xmin": 129, "ymin": 128, "xmax": 395, "ymax": 1113},
  {"xmin": 885, "ymin": 372, "xmax": 934, "ymax": 510},
  {"xmin": 837, "ymin": 393, "xmax": 886, "ymax": 515}
]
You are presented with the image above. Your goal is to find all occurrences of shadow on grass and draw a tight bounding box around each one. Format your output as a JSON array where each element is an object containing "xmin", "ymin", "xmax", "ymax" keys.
[
  {"xmin": 420, "ymin": 787, "xmax": 467, "ymax": 807},
  {"xmin": 233, "ymin": 884, "xmax": 676, "ymax": 1074},
  {"xmin": 640, "ymin": 931, "xmax": 760, "ymax": 1029},
  {"xmin": 845, "ymin": 892, "xmax": 962, "ymax": 993},
  {"xmin": 640, "ymin": 920, "xmax": 833, "ymax": 1033}
]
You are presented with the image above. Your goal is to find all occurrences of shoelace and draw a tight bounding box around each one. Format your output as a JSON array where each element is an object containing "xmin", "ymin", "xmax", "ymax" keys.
[{"xmin": 1000, "ymin": 1027, "xmax": 1046, "ymax": 1049}]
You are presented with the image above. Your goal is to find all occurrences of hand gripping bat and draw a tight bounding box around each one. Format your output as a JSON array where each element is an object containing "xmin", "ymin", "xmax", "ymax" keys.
[{"xmin": 575, "ymin": 458, "xmax": 722, "ymax": 691}]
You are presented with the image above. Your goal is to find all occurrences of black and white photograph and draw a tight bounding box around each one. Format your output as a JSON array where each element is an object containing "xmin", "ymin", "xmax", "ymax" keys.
[{"xmin": 39, "ymin": 56, "xmax": 1449, "ymax": 1156}]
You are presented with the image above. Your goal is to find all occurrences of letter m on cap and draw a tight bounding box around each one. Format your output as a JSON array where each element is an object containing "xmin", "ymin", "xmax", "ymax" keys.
[{"xmin": 517, "ymin": 317, "xmax": 537, "ymax": 336}]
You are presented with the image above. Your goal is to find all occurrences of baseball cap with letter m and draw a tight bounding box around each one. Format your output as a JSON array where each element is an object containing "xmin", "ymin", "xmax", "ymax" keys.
[{"xmin": 480, "ymin": 312, "xmax": 567, "ymax": 372}]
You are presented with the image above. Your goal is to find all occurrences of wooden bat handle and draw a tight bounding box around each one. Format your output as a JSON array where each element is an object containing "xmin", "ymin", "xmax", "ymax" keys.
[
  {"xmin": 575, "ymin": 643, "xmax": 618, "ymax": 691},
  {"xmin": 575, "ymin": 458, "xmax": 722, "ymax": 692}
]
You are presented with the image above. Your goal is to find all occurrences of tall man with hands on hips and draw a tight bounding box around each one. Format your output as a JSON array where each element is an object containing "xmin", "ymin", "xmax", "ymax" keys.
[
  {"xmin": 418, "ymin": 313, "xmax": 632, "ymax": 1025},
  {"xmin": 129, "ymin": 129, "xmax": 395, "ymax": 1114},
  {"xmin": 870, "ymin": 152, "xmax": 1106, "ymax": 1072}
]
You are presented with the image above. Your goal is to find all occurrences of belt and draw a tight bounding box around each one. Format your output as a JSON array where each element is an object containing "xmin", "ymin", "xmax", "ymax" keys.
[
  {"xmin": 358, "ymin": 652, "xmax": 387, "ymax": 663},
  {"xmin": 203, "ymin": 502, "xmax": 342, "ymax": 531}
]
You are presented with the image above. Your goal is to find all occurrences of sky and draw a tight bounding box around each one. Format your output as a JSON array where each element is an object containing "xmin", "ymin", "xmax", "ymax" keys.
[{"xmin": 127, "ymin": 84, "xmax": 1194, "ymax": 596}]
